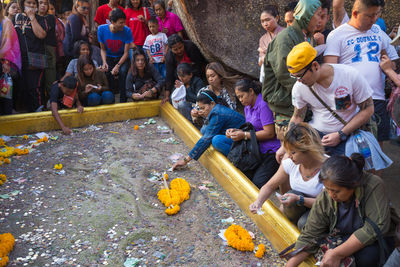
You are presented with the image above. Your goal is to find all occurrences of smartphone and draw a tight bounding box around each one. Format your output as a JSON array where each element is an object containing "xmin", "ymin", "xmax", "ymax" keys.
[
  {"xmin": 91, "ymin": 85, "xmax": 99, "ymax": 89},
  {"xmin": 275, "ymin": 192, "xmax": 287, "ymax": 201}
]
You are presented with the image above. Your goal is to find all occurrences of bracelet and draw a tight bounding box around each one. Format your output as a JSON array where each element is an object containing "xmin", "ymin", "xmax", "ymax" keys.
[
  {"xmin": 296, "ymin": 195, "xmax": 305, "ymax": 206},
  {"xmin": 244, "ymin": 132, "xmax": 248, "ymax": 141},
  {"xmin": 183, "ymin": 156, "xmax": 190, "ymax": 163}
]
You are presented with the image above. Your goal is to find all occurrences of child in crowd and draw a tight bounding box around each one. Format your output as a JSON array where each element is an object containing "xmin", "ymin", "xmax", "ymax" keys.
[
  {"xmin": 173, "ymin": 63, "xmax": 205, "ymax": 121},
  {"xmin": 4, "ymin": 0, "xmax": 20, "ymax": 21},
  {"xmin": 76, "ymin": 55, "xmax": 113, "ymax": 106},
  {"xmin": 143, "ymin": 17, "xmax": 168, "ymax": 78},
  {"xmin": 50, "ymin": 76, "xmax": 83, "ymax": 135}
]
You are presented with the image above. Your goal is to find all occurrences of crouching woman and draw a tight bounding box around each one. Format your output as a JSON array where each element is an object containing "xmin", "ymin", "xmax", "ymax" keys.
[
  {"xmin": 249, "ymin": 123, "xmax": 326, "ymax": 229},
  {"xmin": 172, "ymin": 90, "xmax": 245, "ymax": 170},
  {"xmin": 286, "ymin": 154, "xmax": 397, "ymax": 267}
]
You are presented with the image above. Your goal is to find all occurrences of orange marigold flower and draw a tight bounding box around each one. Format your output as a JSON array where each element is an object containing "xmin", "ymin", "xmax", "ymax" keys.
[
  {"xmin": 224, "ymin": 224, "xmax": 255, "ymax": 252},
  {"xmin": 134, "ymin": 125, "xmax": 139, "ymax": 130},
  {"xmin": 23, "ymin": 135, "xmax": 29, "ymax": 140},
  {"xmin": 255, "ymin": 243, "xmax": 266, "ymax": 258}
]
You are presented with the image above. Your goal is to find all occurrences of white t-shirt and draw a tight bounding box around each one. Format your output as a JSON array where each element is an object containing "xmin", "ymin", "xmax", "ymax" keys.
[
  {"xmin": 292, "ymin": 64, "xmax": 373, "ymax": 133},
  {"xmin": 143, "ymin": 32, "xmax": 168, "ymax": 63},
  {"xmin": 325, "ymin": 23, "xmax": 393, "ymax": 100},
  {"xmin": 282, "ymin": 158, "xmax": 324, "ymax": 198}
]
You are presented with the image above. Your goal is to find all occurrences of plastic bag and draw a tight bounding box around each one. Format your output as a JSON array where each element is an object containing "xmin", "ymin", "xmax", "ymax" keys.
[
  {"xmin": 0, "ymin": 73, "xmax": 12, "ymax": 99},
  {"xmin": 171, "ymin": 85, "xmax": 186, "ymax": 109}
]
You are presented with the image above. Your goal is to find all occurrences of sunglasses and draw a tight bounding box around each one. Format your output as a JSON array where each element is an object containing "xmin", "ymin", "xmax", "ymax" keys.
[{"xmin": 290, "ymin": 63, "xmax": 313, "ymax": 81}]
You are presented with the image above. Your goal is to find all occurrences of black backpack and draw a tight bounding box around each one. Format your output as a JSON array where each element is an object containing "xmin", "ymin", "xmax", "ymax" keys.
[{"xmin": 227, "ymin": 122, "xmax": 262, "ymax": 172}]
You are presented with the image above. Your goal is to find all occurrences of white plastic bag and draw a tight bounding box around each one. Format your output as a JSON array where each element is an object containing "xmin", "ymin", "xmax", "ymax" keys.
[{"xmin": 171, "ymin": 85, "xmax": 186, "ymax": 109}]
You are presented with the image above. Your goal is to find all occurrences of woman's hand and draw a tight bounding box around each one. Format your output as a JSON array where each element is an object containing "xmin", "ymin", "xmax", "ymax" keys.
[
  {"xmin": 380, "ymin": 55, "xmax": 393, "ymax": 73},
  {"xmin": 85, "ymin": 84, "xmax": 94, "ymax": 94},
  {"xmin": 137, "ymin": 15, "xmax": 145, "ymax": 22},
  {"xmin": 191, "ymin": 108, "xmax": 199, "ymax": 118},
  {"xmin": 249, "ymin": 200, "xmax": 263, "ymax": 214},
  {"xmin": 389, "ymin": 25, "xmax": 399, "ymax": 39},
  {"xmin": 132, "ymin": 93, "xmax": 144, "ymax": 100},
  {"xmin": 77, "ymin": 105, "xmax": 84, "ymax": 114},
  {"xmin": 175, "ymin": 80, "xmax": 183, "ymax": 88},
  {"xmin": 229, "ymin": 129, "xmax": 245, "ymax": 141},
  {"xmin": 62, "ymin": 126, "xmax": 72, "ymax": 135},
  {"xmin": 111, "ymin": 64, "xmax": 120, "ymax": 75},
  {"xmin": 142, "ymin": 89, "xmax": 154, "ymax": 99},
  {"xmin": 320, "ymin": 249, "xmax": 342, "ymax": 267},
  {"xmin": 172, "ymin": 158, "xmax": 187, "ymax": 171},
  {"xmin": 25, "ymin": 7, "xmax": 37, "ymax": 20},
  {"xmin": 279, "ymin": 193, "xmax": 299, "ymax": 207}
]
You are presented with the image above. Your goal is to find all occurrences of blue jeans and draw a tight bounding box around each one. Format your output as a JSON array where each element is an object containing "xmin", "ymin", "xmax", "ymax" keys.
[
  {"xmin": 317, "ymin": 130, "xmax": 346, "ymax": 156},
  {"xmin": 87, "ymin": 91, "xmax": 115, "ymax": 106},
  {"xmin": 106, "ymin": 57, "xmax": 129, "ymax": 103},
  {"xmin": 153, "ymin": 62, "xmax": 166, "ymax": 78},
  {"xmin": 212, "ymin": 135, "xmax": 233, "ymax": 156},
  {"xmin": 384, "ymin": 248, "xmax": 400, "ymax": 267}
]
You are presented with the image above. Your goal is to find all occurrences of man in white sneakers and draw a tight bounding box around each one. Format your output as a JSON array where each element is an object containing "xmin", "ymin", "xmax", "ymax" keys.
[
  {"xmin": 324, "ymin": 0, "xmax": 398, "ymax": 146},
  {"xmin": 286, "ymin": 42, "xmax": 374, "ymax": 156}
]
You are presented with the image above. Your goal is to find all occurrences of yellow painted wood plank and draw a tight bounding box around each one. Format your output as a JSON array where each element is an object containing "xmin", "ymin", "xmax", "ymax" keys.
[
  {"xmin": 160, "ymin": 103, "xmax": 314, "ymax": 266},
  {"xmin": 0, "ymin": 101, "xmax": 161, "ymax": 135}
]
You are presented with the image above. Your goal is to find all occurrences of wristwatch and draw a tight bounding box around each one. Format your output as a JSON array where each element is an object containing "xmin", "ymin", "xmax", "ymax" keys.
[{"xmin": 338, "ymin": 130, "xmax": 348, "ymax": 142}]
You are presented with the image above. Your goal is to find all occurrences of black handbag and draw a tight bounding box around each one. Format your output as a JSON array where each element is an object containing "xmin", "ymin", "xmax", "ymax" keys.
[{"xmin": 227, "ymin": 122, "xmax": 262, "ymax": 172}]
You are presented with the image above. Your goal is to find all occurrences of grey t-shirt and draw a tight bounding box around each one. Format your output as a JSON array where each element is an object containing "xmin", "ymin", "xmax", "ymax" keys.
[{"xmin": 66, "ymin": 58, "xmax": 99, "ymax": 76}]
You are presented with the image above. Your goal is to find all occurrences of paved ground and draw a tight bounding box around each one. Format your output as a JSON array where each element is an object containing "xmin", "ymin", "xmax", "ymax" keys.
[{"xmin": 382, "ymin": 141, "xmax": 400, "ymax": 213}]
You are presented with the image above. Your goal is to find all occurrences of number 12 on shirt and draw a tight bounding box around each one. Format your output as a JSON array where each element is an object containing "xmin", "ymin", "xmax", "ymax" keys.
[{"xmin": 351, "ymin": 42, "xmax": 380, "ymax": 63}]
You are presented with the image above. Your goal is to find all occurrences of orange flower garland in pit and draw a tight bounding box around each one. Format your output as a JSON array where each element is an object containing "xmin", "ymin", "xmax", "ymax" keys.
[
  {"xmin": 255, "ymin": 243, "xmax": 266, "ymax": 258},
  {"xmin": 36, "ymin": 136, "xmax": 48, "ymax": 144},
  {"xmin": 0, "ymin": 175, "xmax": 6, "ymax": 186},
  {"xmin": 157, "ymin": 178, "xmax": 191, "ymax": 215},
  {"xmin": 15, "ymin": 148, "xmax": 29, "ymax": 155},
  {"xmin": 224, "ymin": 224, "xmax": 255, "ymax": 252},
  {"xmin": 0, "ymin": 233, "xmax": 15, "ymax": 267}
]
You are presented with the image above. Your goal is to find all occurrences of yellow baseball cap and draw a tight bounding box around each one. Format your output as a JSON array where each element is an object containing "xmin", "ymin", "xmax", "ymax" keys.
[{"xmin": 287, "ymin": 42, "xmax": 317, "ymax": 74}]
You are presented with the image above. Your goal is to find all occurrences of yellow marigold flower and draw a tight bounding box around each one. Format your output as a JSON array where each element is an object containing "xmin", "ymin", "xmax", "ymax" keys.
[
  {"xmin": 224, "ymin": 224, "xmax": 255, "ymax": 252},
  {"xmin": 157, "ymin": 189, "xmax": 181, "ymax": 207},
  {"xmin": 23, "ymin": 135, "xmax": 29, "ymax": 140},
  {"xmin": 165, "ymin": 204, "xmax": 180, "ymax": 215},
  {"xmin": 134, "ymin": 125, "xmax": 139, "ymax": 130},
  {"xmin": 54, "ymin": 164, "xmax": 63, "ymax": 170},
  {"xmin": 170, "ymin": 178, "xmax": 190, "ymax": 202},
  {"xmin": 3, "ymin": 159, "xmax": 10, "ymax": 164},
  {"xmin": 255, "ymin": 244, "xmax": 266, "ymax": 258},
  {"xmin": 164, "ymin": 173, "xmax": 168, "ymax": 181},
  {"xmin": 0, "ymin": 233, "xmax": 15, "ymax": 266}
]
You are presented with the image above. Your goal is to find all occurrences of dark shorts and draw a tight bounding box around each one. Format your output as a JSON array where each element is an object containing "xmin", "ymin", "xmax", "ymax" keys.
[{"xmin": 373, "ymin": 99, "xmax": 390, "ymax": 142}]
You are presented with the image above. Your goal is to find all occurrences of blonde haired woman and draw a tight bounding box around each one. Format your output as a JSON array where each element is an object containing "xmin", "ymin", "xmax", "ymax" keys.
[{"xmin": 249, "ymin": 123, "xmax": 327, "ymax": 229}]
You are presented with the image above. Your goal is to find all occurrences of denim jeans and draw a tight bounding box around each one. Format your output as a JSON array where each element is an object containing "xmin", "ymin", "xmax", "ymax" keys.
[
  {"xmin": 153, "ymin": 62, "xmax": 166, "ymax": 78},
  {"xmin": 317, "ymin": 129, "xmax": 346, "ymax": 156},
  {"xmin": 212, "ymin": 135, "xmax": 233, "ymax": 156},
  {"xmin": 87, "ymin": 91, "xmax": 115, "ymax": 106},
  {"xmin": 106, "ymin": 57, "xmax": 129, "ymax": 103}
]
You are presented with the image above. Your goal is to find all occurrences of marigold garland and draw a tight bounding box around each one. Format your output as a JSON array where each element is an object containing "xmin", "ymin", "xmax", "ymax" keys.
[
  {"xmin": 224, "ymin": 224, "xmax": 255, "ymax": 252},
  {"xmin": 255, "ymin": 243, "xmax": 266, "ymax": 258},
  {"xmin": 0, "ymin": 175, "xmax": 6, "ymax": 186},
  {"xmin": 0, "ymin": 147, "xmax": 14, "ymax": 158},
  {"xmin": 15, "ymin": 148, "xmax": 29, "ymax": 155},
  {"xmin": 54, "ymin": 164, "xmax": 63, "ymax": 170},
  {"xmin": 0, "ymin": 233, "xmax": 15, "ymax": 267},
  {"xmin": 23, "ymin": 135, "xmax": 29, "ymax": 140},
  {"xmin": 157, "ymin": 178, "xmax": 191, "ymax": 215},
  {"xmin": 36, "ymin": 136, "xmax": 48, "ymax": 144}
]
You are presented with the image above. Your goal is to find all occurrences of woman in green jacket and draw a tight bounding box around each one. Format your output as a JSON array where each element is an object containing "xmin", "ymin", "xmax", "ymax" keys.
[{"xmin": 287, "ymin": 153, "xmax": 397, "ymax": 267}]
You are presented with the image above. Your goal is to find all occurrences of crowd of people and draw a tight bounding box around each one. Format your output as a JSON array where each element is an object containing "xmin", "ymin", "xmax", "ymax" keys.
[{"xmin": 1, "ymin": 0, "xmax": 400, "ymax": 266}]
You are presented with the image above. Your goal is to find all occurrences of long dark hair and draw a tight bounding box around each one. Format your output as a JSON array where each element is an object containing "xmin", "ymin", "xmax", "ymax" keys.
[
  {"xmin": 77, "ymin": 55, "xmax": 96, "ymax": 83},
  {"xmin": 319, "ymin": 153, "xmax": 365, "ymax": 189},
  {"xmin": 234, "ymin": 78, "xmax": 261, "ymax": 94},
  {"xmin": 130, "ymin": 49, "xmax": 149, "ymax": 77},
  {"xmin": 196, "ymin": 90, "xmax": 220, "ymax": 105}
]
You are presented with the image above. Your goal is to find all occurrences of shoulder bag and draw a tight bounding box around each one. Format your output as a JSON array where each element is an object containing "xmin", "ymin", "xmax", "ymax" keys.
[{"xmin": 227, "ymin": 122, "xmax": 262, "ymax": 172}]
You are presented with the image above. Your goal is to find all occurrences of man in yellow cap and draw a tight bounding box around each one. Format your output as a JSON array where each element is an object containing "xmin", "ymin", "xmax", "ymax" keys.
[{"xmin": 280, "ymin": 42, "xmax": 374, "ymax": 156}]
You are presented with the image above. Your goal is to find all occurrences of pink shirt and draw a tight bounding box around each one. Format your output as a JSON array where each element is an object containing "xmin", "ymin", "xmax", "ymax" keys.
[
  {"xmin": 258, "ymin": 25, "xmax": 284, "ymax": 62},
  {"xmin": 157, "ymin": 11, "xmax": 184, "ymax": 37}
]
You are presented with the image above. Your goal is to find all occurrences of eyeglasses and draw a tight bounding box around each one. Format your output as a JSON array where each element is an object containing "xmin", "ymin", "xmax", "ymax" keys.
[{"xmin": 290, "ymin": 63, "xmax": 313, "ymax": 81}]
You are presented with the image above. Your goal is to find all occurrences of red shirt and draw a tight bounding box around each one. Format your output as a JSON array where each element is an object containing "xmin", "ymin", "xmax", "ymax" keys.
[
  {"xmin": 95, "ymin": 4, "xmax": 124, "ymax": 25},
  {"xmin": 176, "ymin": 51, "xmax": 192, "ymax": 65},
  {"xmin": 124, "ymin": 7, "xmax": 150, "ymax": 46}
]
